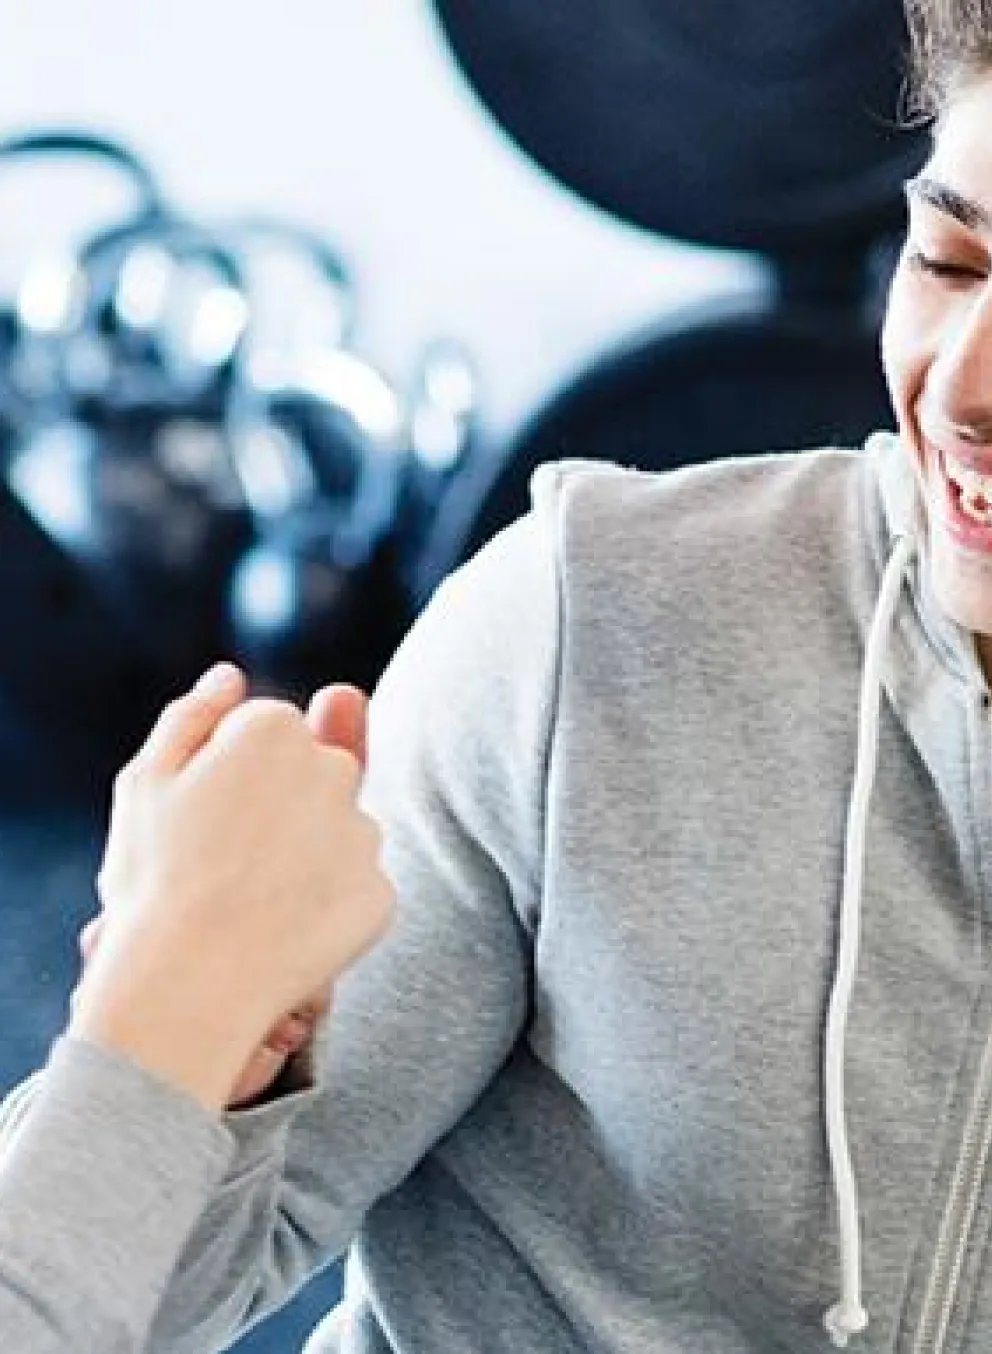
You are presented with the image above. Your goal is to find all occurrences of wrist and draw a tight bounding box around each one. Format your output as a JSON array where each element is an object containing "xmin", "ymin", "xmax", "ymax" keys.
[{"xmin": 69, "ymin": 945, "xmax": 271, "ymax": 1113}]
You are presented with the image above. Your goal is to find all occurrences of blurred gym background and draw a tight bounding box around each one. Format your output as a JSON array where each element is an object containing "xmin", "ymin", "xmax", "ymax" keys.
[{"xmin": 0, "ymin": 2, "xmax": 924, "ymax": 1351}]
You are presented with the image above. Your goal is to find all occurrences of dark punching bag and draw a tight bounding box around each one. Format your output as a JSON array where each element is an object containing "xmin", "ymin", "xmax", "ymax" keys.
[{"xmin": 418, "ymin": 0, "xmax": 927, "ymax": 580}]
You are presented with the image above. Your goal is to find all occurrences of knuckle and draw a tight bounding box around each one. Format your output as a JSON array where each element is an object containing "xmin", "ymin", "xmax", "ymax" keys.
[
  {"xmin": 238, "ymin": 697, "xmax": 304, "ymax": 740},
  {"xmin": 94, "ymin": 868, "xmax": 112, "ymax": 906},
  {"xmin": 253, "ymin": 696, "xmax": 301, "ymax": 725},
  {"xmin": 142, "ymin": 699, "xmax": 187, "ymax": 751},
  {"xmin": 77, "ymin": 916, "xmax": 103, "ymax": 961},
  {"xmin": 212, "ymin": 698, "xmax": 306, "ymax": 762},
  {"xmin": 158, "ymin": 697, "xmax": 186, "ymax": 727},
  {"xmin": 111, "ymin": 761, "xmax": 138, "ymax": 798}
]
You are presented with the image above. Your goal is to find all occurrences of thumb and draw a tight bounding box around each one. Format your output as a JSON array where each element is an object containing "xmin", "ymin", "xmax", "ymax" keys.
[
  {"xmin": 306, "ymin": 683, "xmax": 369, "ymax": 768},
  {"xmin": 138, "ymin": 663, "xmax": 247, "ymax": 775}
]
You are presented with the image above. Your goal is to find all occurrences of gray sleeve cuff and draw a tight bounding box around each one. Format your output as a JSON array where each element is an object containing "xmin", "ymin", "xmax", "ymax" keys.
[{"xmin": 0, "ymin": 1035, "xmax": 237, "ymax": 1349}]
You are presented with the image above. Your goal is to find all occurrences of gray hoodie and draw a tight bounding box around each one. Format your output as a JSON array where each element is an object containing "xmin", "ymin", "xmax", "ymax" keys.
[{"xmin": 2, "ymin": 432, "xmax": 990, "ymax": 1354}]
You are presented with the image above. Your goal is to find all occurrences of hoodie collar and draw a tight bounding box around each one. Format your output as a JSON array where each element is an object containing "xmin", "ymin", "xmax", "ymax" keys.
[{"xmin": 868, "ymin": 430, "xmax": 988, "ymax": 697}]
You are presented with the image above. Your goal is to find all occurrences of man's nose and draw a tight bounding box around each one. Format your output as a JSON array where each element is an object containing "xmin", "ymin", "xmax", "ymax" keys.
[{"xmin": 930, "ymin": 287, "xmax": 992, "ymax": 441}]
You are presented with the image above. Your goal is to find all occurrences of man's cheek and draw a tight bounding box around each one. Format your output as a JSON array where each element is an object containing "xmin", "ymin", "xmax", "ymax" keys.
[{"xmin": 882, "ymin": 294, "xmax": 926, "ymax": 421}]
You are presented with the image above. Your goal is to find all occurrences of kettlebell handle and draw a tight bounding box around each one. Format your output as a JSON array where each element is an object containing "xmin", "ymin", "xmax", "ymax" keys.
[{"xmin": 0, "ymin": 130, "xmax": 166, "ymax": 216}]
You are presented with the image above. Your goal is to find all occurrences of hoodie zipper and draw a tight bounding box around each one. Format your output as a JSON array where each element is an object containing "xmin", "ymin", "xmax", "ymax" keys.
[
  {"xmin": 912, "ymin": 1027, "xmax": 992, "ymax": 1354},
  {"xmin": 913, "ymin": 686, "xmax": 992, "ymax": 1354}
]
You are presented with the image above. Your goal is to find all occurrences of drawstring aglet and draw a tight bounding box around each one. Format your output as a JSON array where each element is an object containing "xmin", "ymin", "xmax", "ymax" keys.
[{"xmin": 824, "ymin": 1299, "xmax": 868, "ymax": 1347}]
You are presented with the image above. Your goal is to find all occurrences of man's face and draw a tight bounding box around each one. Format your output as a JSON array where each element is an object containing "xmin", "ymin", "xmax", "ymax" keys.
[{"xmin": 883, "ymin": 73, "xmax": 992, "ymax": 637}]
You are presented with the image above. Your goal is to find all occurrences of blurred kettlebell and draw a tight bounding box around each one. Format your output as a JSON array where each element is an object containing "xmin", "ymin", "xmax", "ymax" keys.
[
  {"xmin": 63, "ymin": 210, "xmax": 250, "ymax": 418},
  {"xmin": 55, "ymin": 214, "xmax": 253, "ymax": 681},
  {"xmin": 1, "ymin": 136, "xmax": 255, "ymax": 685},
  {"xmin": 223, "ymin": 216, "xmax": 478, "ymax": 696},
  {"xmin": 0, "ymin": 131, "xmax": 211, "ymax": 784},
  {"xmin": 399, "ymin": 336, "xmax": 480, "ymax": 607},
  {"xmin": 0, "ymin": 130, "xmax": 166, "ymax": 443}
]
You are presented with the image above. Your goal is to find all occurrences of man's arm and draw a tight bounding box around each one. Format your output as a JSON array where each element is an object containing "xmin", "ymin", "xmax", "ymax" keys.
[{"xmin": 142, "ymin": 474, "xmax": 569, "ymax": 1354}]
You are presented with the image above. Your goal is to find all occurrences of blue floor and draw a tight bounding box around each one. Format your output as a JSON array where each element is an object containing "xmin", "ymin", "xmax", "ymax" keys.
[{"xmin": 0, "ymin": 728, "xmax": 343, "ymax": 1352}]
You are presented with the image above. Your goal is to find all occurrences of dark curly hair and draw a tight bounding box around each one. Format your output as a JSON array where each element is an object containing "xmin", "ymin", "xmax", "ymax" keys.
[{"xmin": 904, "ymin": 0, "xmax": 992, "ymax": 119}]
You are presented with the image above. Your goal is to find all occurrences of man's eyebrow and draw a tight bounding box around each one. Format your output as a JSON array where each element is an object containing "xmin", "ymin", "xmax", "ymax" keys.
[{"xmin": 905, "ymin": 175, "xmax": 992, "ymax": 232}]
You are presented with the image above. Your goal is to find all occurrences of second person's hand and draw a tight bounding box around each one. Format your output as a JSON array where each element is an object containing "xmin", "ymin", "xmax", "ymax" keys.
[
  {"xmin": 225, "ymin": 681, "xmax": 373, "ymax": 1106},
  {"xmin": 70, "ymin": 664, "xmax": 395, "ymax": 1112}
]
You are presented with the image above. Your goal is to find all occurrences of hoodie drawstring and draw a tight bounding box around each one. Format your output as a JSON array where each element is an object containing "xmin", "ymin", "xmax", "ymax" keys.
[{"xmin": 822, "ymin": 533, "xmax": 916, "ymax": 1348}]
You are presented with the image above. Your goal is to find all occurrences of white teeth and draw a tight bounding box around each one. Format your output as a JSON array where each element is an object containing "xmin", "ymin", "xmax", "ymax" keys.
[{"xmin": 948, "ymin": 460, "xmax": 992, "ymax": 523}]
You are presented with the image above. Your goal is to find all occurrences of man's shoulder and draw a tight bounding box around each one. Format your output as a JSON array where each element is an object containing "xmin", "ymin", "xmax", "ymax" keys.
[
  {"xmin": 522, "ymin": 443, "xmax": 887, "ymax": 689},
  {"xmin": 530, "ymin": 445, "xmax": 870, "ymax": 583},
  {"xmin": 533, "ymin": 445, "xmax": 862, "ymax": 529}
]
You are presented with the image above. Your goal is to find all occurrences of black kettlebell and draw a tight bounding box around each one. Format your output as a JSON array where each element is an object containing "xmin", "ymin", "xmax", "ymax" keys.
[
  {"xmin": 0, "ymin": 130, "xmax": 166, "ymax": 435},
  {"xmin": 0, "ymin": 132, "xmax": 194, "ymax": 789},
  {"xmin": 9, "ymin": 217, "xmax": 255, "ymax": 684},
  {"xmin": 220, "ymin": 218, "xmax": 408, "ymax": 695},
  {"xmin": 221, "ymin": 215, "xmax": 482, "ymax": 695},
  {"xmin": 64, "ymin": 211, "xmax": 250, "ymax": 418}
]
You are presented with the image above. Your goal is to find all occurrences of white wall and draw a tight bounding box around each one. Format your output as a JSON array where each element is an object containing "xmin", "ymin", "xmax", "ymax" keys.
[{"xmin": 0, "ymin": 0, "xmax": 763, "ymax": 443}]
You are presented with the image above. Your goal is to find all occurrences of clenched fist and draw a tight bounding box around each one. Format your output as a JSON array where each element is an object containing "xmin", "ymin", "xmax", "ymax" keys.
[{"xmin": 70, "ymin": 664, "xmax": 395, "ymax": 1111}]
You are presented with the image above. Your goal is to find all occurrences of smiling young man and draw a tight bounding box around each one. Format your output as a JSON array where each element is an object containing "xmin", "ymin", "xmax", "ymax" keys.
[
  {"xmin": 9, "ymin": 3, "xmax": 992, "ymax": 1354},
  {"xmin": 884, "ymin": 75, "xmax": 992, "ymax": 655}
]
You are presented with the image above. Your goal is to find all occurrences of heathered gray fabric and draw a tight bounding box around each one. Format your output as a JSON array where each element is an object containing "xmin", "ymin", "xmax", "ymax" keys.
[
  {"xmin": 0, "ymin": 1038, "xmax": 232, "ymax": 1353},
  {"xmin": 6, "ymin": 432, "xmax": 992, "ymax": 1354}
]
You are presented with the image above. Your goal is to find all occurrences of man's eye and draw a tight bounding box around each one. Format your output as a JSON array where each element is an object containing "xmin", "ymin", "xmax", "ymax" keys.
[{"xmin": 907, "ymin": 247, "xmax": 986, "ymax": 283}]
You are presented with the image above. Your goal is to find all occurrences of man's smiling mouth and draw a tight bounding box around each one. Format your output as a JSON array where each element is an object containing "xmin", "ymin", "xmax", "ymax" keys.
[
  {"xmin": 927, "ymin": 438, "xmax": 992, "ymax": 544},
  {"xmin": 946, "ymin": 456, "xmax": 992, "ymax": 522}
]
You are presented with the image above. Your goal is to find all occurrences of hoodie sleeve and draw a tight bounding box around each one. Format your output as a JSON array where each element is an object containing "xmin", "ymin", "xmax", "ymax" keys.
[
  {"xmin": 0, "ymin": 1037, "xmax": 232, "ymax": 1354},
  {"xmin": 0, "ymin": 469, "xmax": 567, "ymax": 1354}
]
